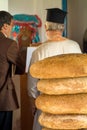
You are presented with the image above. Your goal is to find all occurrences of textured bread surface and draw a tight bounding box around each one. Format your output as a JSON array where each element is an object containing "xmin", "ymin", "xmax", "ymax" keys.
[
  {"xmin": 37, "ymin": 77, "xmax": 87, "ymax": 95},
  {"xmin": 30, "ymin": 53, "xmax": 87, "ymax": 79},
  {"xmin": 42, "ymin": 128, "xmax": 80, "ymax": 130},
  {"xmin": 36, "ymin": 94, "xmax": 87, "ymax": 114},
  {"xmin": 39, "ymin": 112, "xmax": 87, "ymax": 129}
]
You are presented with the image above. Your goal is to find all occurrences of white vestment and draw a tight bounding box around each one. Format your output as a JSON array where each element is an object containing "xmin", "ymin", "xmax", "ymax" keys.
[{"xmin": 27, "ymin": 39, "xmax": 82, "ymax": 130}]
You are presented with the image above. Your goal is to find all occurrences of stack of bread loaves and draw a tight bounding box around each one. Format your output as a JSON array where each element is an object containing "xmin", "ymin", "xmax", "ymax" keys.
[{"xmin": 30, "ymin": 53, "xmax": 87, "ymax": 130}]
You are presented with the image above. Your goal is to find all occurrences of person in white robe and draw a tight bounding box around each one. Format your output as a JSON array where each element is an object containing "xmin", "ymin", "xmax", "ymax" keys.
[{"xmin": 27, "ymin": 8, "xmax": 82, "ymax": 130}]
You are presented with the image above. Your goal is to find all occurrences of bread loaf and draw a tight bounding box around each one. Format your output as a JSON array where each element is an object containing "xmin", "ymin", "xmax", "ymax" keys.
[
  {"xmin": 36, "ymin": 94, "xmax": 87, "ymax": 114},
  {"xmin": 30, "ymin": 53, "xmax": 87, "ymax": 79},
  {"xmin": 42, "ymin": 128, "xmax": 79, "ymax": 130},
  {"xmin": 37, "ymin": 77, "xmax": 87, "ymax": 95},
  {"xmin": 39, "ymin": 112, "xmax": 87, "ymax": 129}
]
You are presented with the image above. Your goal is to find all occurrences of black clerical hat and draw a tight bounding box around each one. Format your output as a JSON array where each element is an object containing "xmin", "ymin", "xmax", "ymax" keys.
[{"xmin": 46, "ymin": 8, "xmax": 67, "ymax": 24}]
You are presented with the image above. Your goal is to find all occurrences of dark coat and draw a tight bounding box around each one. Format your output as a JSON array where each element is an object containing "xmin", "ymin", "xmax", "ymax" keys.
[{"xmin": 0, "ymin": 32, "xmax": 26, "ymax": 111}]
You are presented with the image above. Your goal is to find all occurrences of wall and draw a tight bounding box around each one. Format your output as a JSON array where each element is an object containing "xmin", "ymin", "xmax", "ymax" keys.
[
  {"xmin": 8, "ymin": 0, "xmax": 62, "ymax": 42},
  {"xmin": 67, "ymin": 0, "xmax": 87, "ymax": 51},
  {"xmin": 0, "ymin": 0, "xmax": 8, "ymax": 10},
  {"xmin": 1, "ymin": 0, "xmax": 87, "ymax": 50}
]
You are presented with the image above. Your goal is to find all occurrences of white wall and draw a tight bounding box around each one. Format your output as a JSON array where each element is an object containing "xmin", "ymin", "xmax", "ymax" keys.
[
  {"xmin": 8, "ymin": 0, "xmax": 62, "ymax": 42},
  {"xmin": 0, "ymin": 0, "xmax": 8, "ymax": 11},
  {"xmin": 67, "ymin": 0, "xmax": 87, "ymax": 51},
  {"xmin": 1, "ymin": 0, "xmax": 86, "ymax": 50}
]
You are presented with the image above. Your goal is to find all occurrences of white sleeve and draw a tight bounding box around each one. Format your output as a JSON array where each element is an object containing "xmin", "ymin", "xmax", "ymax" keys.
[
  {"xmin": 26, "ymin": 47, "xmax": 39, "ymax": 98},
  {"xmin": 27, "ymin": 72, "xmax": 40, "ymax": 99}
]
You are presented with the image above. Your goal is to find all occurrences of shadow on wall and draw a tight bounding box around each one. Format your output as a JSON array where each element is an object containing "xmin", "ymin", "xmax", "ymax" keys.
[{"xmin": 83, "ymin": 29, "xmax": 87, "ymax": 53}]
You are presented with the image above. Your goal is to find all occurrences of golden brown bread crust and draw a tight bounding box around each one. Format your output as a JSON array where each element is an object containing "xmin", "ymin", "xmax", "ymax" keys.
[
  {"xmin": 35, "ymin": 94, "xmax": 87, "ymax": 114},
  {"xmin": 42, "ymin": 128, "xmax": 79, "ymax": 130},
  {"xmin": 39, "ymin": 112, "xmax": 87, "ymax": 129},
  {"xmin": 37, "ymin": 77, "xmax": 87, "ymax": 95},
  {"xmin": 30, "ymin": 53, "xmax": 87, "ymax": 79}
]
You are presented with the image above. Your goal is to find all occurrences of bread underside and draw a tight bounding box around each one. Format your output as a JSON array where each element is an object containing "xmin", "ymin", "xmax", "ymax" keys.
[
  {"xmin": 36, "ymin": 93, "xmax": 87, "ymax": 114},
  {"xmin": 37, "ymin": 77, "xmax": 87, "ymax": 95},
  {"xmin": 42, "ymin": 128, "xmax": 87, "ymax": 130},
  {"xmin": 39, "ymin": 112, "xmax": 87, "ymax": 129}
]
